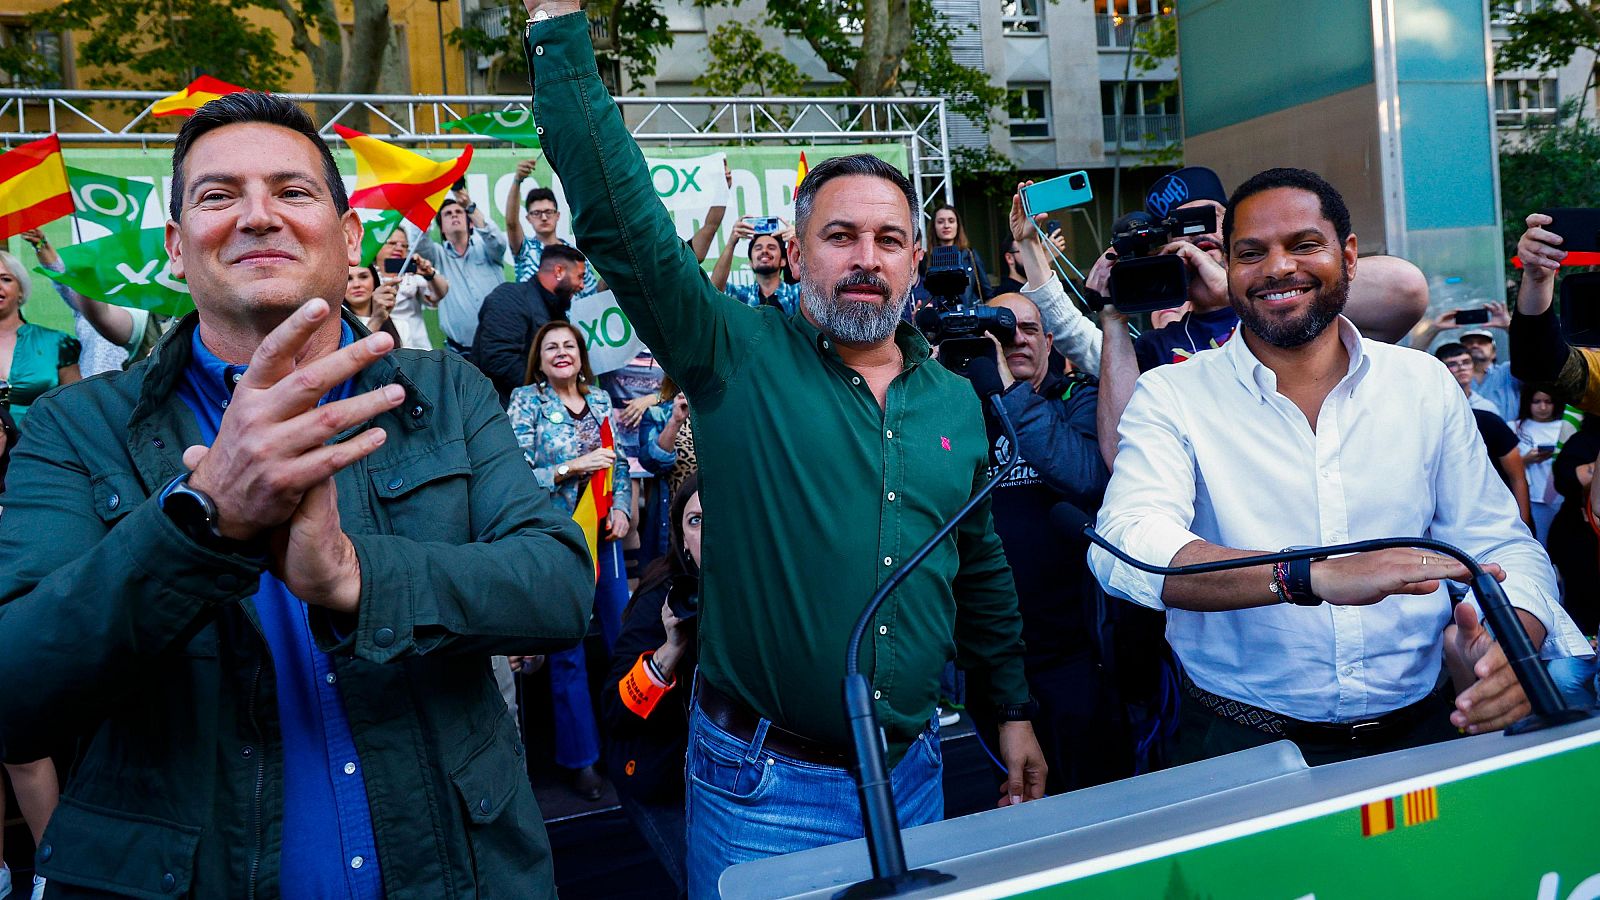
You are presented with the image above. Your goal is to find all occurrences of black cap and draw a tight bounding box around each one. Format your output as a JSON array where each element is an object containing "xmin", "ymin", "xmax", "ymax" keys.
[{"xmin": 1145, "ymin": 166, "xmax": 1228, "ymax": 219}]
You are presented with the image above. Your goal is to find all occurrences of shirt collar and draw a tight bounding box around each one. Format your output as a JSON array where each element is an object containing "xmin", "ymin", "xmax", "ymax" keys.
[
  {"xmin": 1226, "ymin": 315, "xmax": 1371, "ymax": 402},
  {"xmin": 791, "ymin": 309, "xmax": 932, "ymax": 370},
  {"xmin": 185, "ymin": 319, "xmax": 356, "ymax": 409}
]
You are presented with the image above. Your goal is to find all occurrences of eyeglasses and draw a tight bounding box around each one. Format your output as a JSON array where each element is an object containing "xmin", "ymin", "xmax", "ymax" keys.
[{"xmin": 527, "ymin": 209, "xmax": 559, "ymax": 219}]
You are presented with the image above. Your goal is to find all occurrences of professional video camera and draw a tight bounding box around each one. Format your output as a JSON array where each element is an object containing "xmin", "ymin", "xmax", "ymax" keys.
[
  {"xmin": 914, "ymin": 246, "xmax": 1016, "ymax": 377},
  {"xmin": 1105, "ymin": 205, "xmax": 1218, "ymax": 314}
]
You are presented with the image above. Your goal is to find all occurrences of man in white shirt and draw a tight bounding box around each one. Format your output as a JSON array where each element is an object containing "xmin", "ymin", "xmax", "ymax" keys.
[{"xmin": 1089, "ymin": 167, "xmax": 1589, "ymax": 766}]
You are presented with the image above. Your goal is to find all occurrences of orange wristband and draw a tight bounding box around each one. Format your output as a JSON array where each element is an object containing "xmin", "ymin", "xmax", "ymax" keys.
[{"xmin": 619, "ymin": 652, "xmax": 674, "ymax": 718}]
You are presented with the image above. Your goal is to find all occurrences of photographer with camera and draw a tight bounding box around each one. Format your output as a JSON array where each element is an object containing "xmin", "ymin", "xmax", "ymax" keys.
[
  {"xmin": 968, "ymin": 291, "xmax": 1127, "ymax": 791},
  {"xmin": 602, "ymin": 474, "xmax": 702, "ymax": 897}
]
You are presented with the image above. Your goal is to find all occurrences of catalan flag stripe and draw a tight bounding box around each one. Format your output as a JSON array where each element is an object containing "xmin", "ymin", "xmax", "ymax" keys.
[
  {"xmin": 0, "ymin": 134, "xmax": 72, "ymax": 240},
  {"xmin": 1402, "ymin": 787, "xmax": 1438, "ymax": 826}
]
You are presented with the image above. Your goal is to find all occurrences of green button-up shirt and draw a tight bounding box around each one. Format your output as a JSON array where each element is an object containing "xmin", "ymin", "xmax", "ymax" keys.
[{"xmin": 527, "ymin": 14, "xmax": 1029, "ymax": 761}]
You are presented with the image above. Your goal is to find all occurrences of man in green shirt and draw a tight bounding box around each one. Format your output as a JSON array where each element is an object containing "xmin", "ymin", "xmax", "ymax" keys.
[{"xmin": 523, "ymin": 3, "xmax": 1045, "ymax": 893}]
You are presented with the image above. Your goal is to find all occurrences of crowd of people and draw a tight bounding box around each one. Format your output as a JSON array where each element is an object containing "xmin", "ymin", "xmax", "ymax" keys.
[{"xmin": 0, "ymin": 5, "xmax": 1598, "ymax": 899}]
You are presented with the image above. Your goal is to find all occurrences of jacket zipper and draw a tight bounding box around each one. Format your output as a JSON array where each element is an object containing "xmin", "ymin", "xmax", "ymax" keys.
[{"xmin": 246, "ymin": 660, "xmax": 265, "ymax": 900}]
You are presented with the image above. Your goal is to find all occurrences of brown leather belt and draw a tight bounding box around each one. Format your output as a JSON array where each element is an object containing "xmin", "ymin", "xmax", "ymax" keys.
[
  {"xmin": 694, "ymin": 680, "xmax": 852, "ymax": 768},
  {"xmin": 1183, "ymin": 676, "xmax": 1439, "ymax": 746}
]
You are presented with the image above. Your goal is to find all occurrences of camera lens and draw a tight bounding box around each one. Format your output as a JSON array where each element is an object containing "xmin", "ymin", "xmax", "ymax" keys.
[{"xmin": 1069, "ymin": 174, "xmax": 1087, "ymax": 190}]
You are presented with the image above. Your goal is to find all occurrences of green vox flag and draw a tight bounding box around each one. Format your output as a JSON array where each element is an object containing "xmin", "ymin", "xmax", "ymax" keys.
[
  {"xmin": 441, "ymin": 109, "xmax": 541, "ymax": 148},
  {"xmin": 358, "ymin": 207, "xmax": 407, "ymax": 267},
  {"xmin": 38, "ymin": 226, "xmax": 193, "ymax": 317},
  {"xmin": 67, "ymin": 166, "xmax": 155, "ymax": 234}
]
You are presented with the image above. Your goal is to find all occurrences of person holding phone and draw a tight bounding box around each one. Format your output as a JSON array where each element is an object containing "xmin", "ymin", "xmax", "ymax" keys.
[
  {"xmin": 343, "ymin": 264, "xmax": 401, "ymax": 343},
  {"xmin": 1511, "ymin": 213, "xmax": 1600, "ymax": 416},
  {"xmin": 710, "ymin": 216, "xmax": 800, "ymax": 313},
  {"xmin": 373, "ymin": 228, "xmax": 446, "ymax": 350},
  {"xmin": 1514, "ymin": 385, "xmax": 1574, "ymax": 543},
  {"xmin": 508, "ymin": 321, "xmax": 633, "ymax": 801}
]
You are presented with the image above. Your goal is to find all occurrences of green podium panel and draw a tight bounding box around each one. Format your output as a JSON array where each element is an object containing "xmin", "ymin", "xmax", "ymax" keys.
[{"xmin": 726, "ymin": 715, "xmax": 1600, "ymax": 898}]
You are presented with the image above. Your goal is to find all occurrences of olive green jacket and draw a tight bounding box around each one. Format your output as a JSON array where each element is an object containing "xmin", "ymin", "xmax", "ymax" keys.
[{"xmin": 0, "ymin": 310, "xmax": 593, "ymax": 899}]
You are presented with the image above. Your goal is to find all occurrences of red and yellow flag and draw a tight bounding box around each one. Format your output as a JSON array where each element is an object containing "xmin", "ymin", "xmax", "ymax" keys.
[
  {"xmin": 570, "ymin": 417, "xmax": 616, "ymax": 579},
  {"xmin": 792, "ymin": 151, "xmax": 809, "ymax": 202},
  {"xmin": 0, "ymin": 134, "xmax": 72, "ymax": 241},
  {"xmin": 1360, "ymin": 786, "xmax": 1440, "ymax": 837},
  {"xmin": 334, "ymin": 125, "xmax": 473, "ymax": 231},
  {"xmin": 151, "ymin": 76, "xmax": 247, "ymax": 117}
]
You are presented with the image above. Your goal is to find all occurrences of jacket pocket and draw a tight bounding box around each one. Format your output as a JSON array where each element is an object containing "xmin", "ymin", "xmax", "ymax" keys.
[
  {"xmin": 448, "ymin": 725, "xmax": 551, "ymax": 897},
  {"xmin": 35, "ymin": 796, "xmax": 201, "ymax": 899},
  {"xmin": 368, "ymin": 440, "xmax": 473, "ymax": 542}
]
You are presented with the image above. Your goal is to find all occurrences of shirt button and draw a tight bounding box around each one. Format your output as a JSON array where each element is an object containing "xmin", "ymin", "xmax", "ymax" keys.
[
  {"xmin": 152, "ymin": 437, "xmax": 165, "ymax": 449},
  {"xmin": 878, "ymin": 625, "xmax": 888, "ymax": 635},
  {"xmin": 326, "ymin": 672, "xmax": 337, "ymax": 684},
  {"xmin": 106, "ymin": 493, "xmax": 120, "ymax": 511},
  {"xmin": 162, "ymin": 872, "xmax": 177, "ymax": 893},
  {"xmin": 387, "ymin": 476, "xmax": 405, "ymax": 491},
  {"xmin": 478, "ymin": 797, "xmax": 491, "ymax": 815},
  {"xmin": 410, "ymin": 404, "xmax": 424, "ymax": 418},
  {"xmin": 1341, "ymin": 666, "xmax": 1355, "ymax": 677},
  {"xmin": 883, "ymin": 557, "xmax": 893, "ymax": 566},
  {"xmin": 885, "ymin": 429, "xmax": 894, "ymax": 439},
  {"xmin": 344, "ymin": 762, "xmax": 357, "ymax": 775},
  {"xmin": 38, "ymin": 843, "xmax": 52, "ymax": 862},
  {"xmin": 873, "ymin": 690, "xmax": 882, "ymax": 700},
  {"xmin": 374, "ymin": 627, "xmax": 396, "ymax": 648},
  {"xmin": 534, "ymin": 45, "xmax": 545, "ymax": 55},
  {"xmin": 351, "ymin": 856, "xmax": 365, "ymax": 870},
  {"xmin": 241, "ymin": 745, "xmax": 254, "ymax": 759},
  {"xmin": 886, "ymin": 491, "xmax": 896, "ymax": 502},
  {"xmin": 852, "ymin": 376, "xmax": 861, "ymax": 385},
  {"xmin": 536, "ymin": 126, "xmax": 545, "ymax": 136}
]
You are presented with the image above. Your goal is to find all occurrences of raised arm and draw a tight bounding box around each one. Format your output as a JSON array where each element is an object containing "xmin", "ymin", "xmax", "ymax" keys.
[{"xmin": 525, "ymin": 8, "xmax": 760, "ymax": 399}]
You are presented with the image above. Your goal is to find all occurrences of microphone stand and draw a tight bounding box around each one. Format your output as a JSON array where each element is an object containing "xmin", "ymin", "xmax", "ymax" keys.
[
  {"xmin": 1081, "ymin": 530, "xmax": 1591, "ymax": 735},
  {"xmin": 836, "ymin": 388, "xmax": 1021, "ymax": 899}
]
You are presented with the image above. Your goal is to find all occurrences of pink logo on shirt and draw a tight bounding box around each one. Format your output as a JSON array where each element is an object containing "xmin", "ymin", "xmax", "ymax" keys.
[{"xmin": 940, "ymin": 436, "xmax": 951, "ymax": 451}]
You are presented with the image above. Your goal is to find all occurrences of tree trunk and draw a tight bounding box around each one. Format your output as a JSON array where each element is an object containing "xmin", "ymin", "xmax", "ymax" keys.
[
  {"xmin": 852, "ymin": 0, "xmax": 912, "ymax": 96},
  {"xmin": 342, "ymin": 0, "xmax": 393, "ymax": 127}
]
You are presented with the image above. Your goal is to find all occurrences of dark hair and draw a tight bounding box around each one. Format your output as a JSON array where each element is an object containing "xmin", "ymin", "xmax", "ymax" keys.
[
  {"xmin": 435, "ymin": 196, "xmax": 465, "ymax": 233},
  {"xmin": 524, "ymin": 186, "xmax": 558, "ymax": 212},
  {"xmin": 1433, "ymin": 341, "xmax": 1470, "ymax": 362},
  {"xmin": 344, "ymin": 265, "xmax": 400, "ymax": 342},
  {"xmin": 998, "ymin": 235, "xmax": 1019, "ymax": 262},
  {"xmin": 524, "ymin": 320, "xmax": 595, "ymax": 387},
  {"xmin": 931, "ymin": 203, "xmax": 969, "ymax": 250},
  {"xmin": 1518, "ymin": 382, "xmax": 1563, "ymax": 422},
  {"xmin": 538, "ymin": 243, "xmax": 586, "ymax": 271},
  {"xmin": 1222, "ymin": 167, "xmax": 1352, "ymax": 252},
  {"xmin": 746, "ymin": 231, "xmax": 786, "ymax": 263},
  {"xmin": 793, "ymin": 153, "xmax": 922, "ymax": 246},
  {"xmin": 170, "ymin": 92, "xmax": 348, "ymax": 222},
  {"xmin": 630, "ymin": 472, "xmax": 701, "ymax": 605}
]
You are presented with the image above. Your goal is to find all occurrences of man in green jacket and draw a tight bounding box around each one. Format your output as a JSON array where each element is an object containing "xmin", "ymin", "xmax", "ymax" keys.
[
  {"xmin": 0, "ymin": 92, "xmax": 594, "ymax": 898},
  {"xmin": 523, "ymin": 4, "xmax": 1046, "ymax": 895}
]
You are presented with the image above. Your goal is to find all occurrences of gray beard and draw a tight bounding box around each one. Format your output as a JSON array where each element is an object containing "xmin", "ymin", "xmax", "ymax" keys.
[{"xmin": 799, "ymin": 281, "xmax": 909, "ymax": 345}]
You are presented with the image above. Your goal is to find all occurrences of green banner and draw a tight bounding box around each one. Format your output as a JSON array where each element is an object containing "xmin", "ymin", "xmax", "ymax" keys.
[
  {"xmin": 357, "ymin": 207, "xmax": 406, "ymax": 267},
  {"xmin": 37, "ymin": 226, "xmax": 194, "ymax": 317},
  {"xmin": 999, "ymin": 735, "xmax": 1600, "ymax": 899},
  {"xmin": 441, "ymin": 109, "xmax": 541, "ymax": 148},
  {"xmin": 67, "ymin": 166, "xmax": 155, "ymax": 235}
]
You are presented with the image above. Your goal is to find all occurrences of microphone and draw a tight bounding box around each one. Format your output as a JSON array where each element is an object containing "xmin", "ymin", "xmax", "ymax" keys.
[
  {"xmin": 1049, "ymin": 502, "xmax": 1094, "ymax": 543},
  {"xmin": 836, "ymin": 391, "xmax": 1023, "ymax": 898},
  {"xmin": 1080, "ymin": 528, "xmax": 1591, "ymax": 735}
]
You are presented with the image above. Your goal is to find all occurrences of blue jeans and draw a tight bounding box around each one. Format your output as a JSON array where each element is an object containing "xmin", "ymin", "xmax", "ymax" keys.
[
  {"xmin": 683, "ymin": 703, "xmax": 943, "ymax": 899},
  {"xmin": 1549, "ymin": 654, "xmax": 1600, "ymax": 710},
  {"xmin": 550, "ymin": 540, "xmax": 631, "ymax": 769}
]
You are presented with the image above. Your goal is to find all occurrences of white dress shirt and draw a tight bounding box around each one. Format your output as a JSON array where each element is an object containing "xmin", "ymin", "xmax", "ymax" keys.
[{"xmin": 1089, "ymin": 317, "xmax": 1588, "ymax": 723}]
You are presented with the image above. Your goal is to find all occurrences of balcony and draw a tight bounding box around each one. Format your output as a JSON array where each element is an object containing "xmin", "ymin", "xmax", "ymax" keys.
[
  {"xmin": 1096, "ymin": 14, "xmax": 1138, "ymax": 48},
  {"xmin": 1102, "ymin": 113, "xmax": 1181, "ymax": 147},
  {"xmin": 468, "ymin": 6, "xmax": 610, "ymax": 49}
]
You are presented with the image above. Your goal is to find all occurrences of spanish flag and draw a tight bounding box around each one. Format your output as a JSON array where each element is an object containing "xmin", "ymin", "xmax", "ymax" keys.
[
  {"xmin": 570, "ymin": 417, "xmax": 615, "ymax": 579},
  {"xmin": 1360, "ymin": 786, "xmax": 1440, "ymax": 837},
  {"xmin": 1359, "ymin": 797, "xmax": 1395, "ymax": 837},
  {"xmin": 334, "ymin": 125, "xmax": 474, "ymax": 230},
  {"xmin": 792, "ymin": 151, "xmax": 809, "ymax": 203},
  {"xmin": 151, "ymin": 76, "xmax": 247, "ymax": 117},
  {"xmin": 0, "ymin": 135, "xmax": 72, "ymax": 241}
]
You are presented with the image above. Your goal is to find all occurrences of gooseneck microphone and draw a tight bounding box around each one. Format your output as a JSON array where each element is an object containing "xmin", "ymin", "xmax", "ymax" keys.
[
  {"xmin": 837, "ymin": 360, "xmax": 1018, "ymax": 899},
  {"xmin": 1062, "ymin": 507, "xmax": 1590, "ymax": 735}
]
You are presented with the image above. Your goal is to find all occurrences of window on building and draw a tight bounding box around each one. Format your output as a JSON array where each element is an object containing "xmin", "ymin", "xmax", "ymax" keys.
[
  {"xmin": 1094, "ymin": 0, "xmax": 1173, "ymax": 48},
  {"xmin": 1002, "ymin": 0, "xmax": 1044, "ymax": 34},
  {"xmin": 1008, "ymin": 85, "xmax": 1051, "ymax": 139},
  {"xmin": 1492, "ymin": 0, "xmax": 1548, "ymax": 24},
  {"xmin": 1101, "ymin": 80, "xmax": 1180, "ymax": 145},
  {"xmin": 0, "ymin": 20, "xmax": 68, "ymax": 89},
  {"xmin": 1495, "ymin": 77, "xmax": 1558, "ymax": 126}
]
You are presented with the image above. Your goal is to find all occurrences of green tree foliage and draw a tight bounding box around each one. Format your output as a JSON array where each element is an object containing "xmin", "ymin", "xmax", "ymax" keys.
[
  {"xmin": 451, "ymin": 1, "xmax": 676, "ymax": 88},
  {"xmin": 17, "ymin": 0, "xmax": 292, "ymax": 91},
  {"xmin": 1493, "ymin": 0, "xmax": 1600, "ymax": 105},
  {"xmin": 694, "ymin": 22, "xmax": 806, "ymax": 97},
  {"xmin": 1498, "ymin": 100, "xmax": 1600, "ymax": 275}
]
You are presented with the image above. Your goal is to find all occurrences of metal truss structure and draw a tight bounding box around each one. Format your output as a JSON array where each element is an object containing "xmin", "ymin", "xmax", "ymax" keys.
[{"xmin": 0, "ymin": 90, "xmax": 954, "ymax": 215}]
